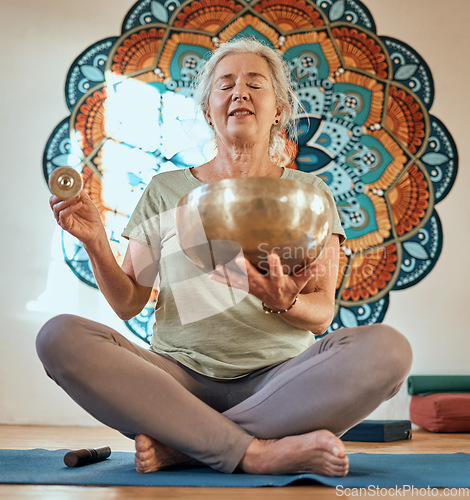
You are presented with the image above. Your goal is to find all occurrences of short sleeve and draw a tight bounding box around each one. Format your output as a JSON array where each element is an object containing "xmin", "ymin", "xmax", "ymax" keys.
[
  {"xmin": 121, "ymin": 180, "xmax": 162, "ymax": 248},
  {"xmin": 313, "ymin": 177, "xmax": 347, "ymax": 245},
  {"xmin": 283, "ymin": 168, "xmax": 347, "ymax": 244}
]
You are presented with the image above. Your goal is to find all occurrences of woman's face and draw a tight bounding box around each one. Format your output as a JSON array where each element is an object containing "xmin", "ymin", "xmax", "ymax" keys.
[{"xmin": 207, "ymin": 52, "xmax": 281, "ymax": 147}]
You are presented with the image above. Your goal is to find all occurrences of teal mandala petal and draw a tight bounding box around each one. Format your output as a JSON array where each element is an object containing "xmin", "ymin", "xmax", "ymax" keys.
[
  {"xmin": 317, "ymin": 297, "xmax": 389, "ymax": 339},
  {"xmin": 125, "ymin": 307, "xmax": 156, "ymax": 344},
  {"xmin": 393, "ymin": 211, "xmax": 443, "ymax": 291},
  {"xmin": 61, "ymin": 233, "xmax": 98, "ymax": 289},
  {"xmin": 43, "ymin": 118, "xmax": 71, "ymax": 181},
  {"xmin": 65, "ymin": 37, "xmax": 117, "ymax": 111},
  {"xmin": 421, "ymin": 116, "xmax": 459, "ymax": 203},
  {"xmin": 314, "ymin": 0, "xmax": 376, "ymax": 31},
  {"xmin": 123, "ymin": 0, "xmax": 181, "ymax": 31},
  {"xmin": 382, "ymin": 36, "xmax": 434, "ymax": 108}
]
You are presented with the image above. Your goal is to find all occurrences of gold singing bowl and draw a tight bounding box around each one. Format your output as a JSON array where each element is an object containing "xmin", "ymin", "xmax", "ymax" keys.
[
  {"xmin": 48, "ymin": 167, "xmax": 83, "ymax": 199},
  {"xmin": 176, "ymin": 177, "xmax": 334, "ymax": 275}
]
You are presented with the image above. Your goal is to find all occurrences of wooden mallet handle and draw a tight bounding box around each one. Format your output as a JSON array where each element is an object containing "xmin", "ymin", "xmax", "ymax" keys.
[{"xmin": 64, "ymin": 446, "xmax": 111, "ymax": 467}]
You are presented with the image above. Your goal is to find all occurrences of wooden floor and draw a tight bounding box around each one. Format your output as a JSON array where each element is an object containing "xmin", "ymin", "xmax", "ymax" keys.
[{"xmin": 0, "ymin": 425, "xmax": 469, "ymax": 499}]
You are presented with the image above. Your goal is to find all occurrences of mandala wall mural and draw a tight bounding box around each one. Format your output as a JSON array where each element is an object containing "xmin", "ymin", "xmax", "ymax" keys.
[{"xmin": 43, "ymin": 0, "xmax": 458, "ymax": 343}]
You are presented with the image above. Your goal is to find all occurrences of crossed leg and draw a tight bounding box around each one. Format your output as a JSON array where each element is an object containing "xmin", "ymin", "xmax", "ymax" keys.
[
  {"xmin": 37, "ymin": 316, "xmax": 411, "ymax": 476},
  {"xmin": 133, "ymin": 325, "xmax": 412, "ymax": 476}
]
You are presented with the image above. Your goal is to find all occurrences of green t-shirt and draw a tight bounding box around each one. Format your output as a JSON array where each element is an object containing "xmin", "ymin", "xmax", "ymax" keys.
[{"xmin": 122, "ymin": 167, "xmax": 346, "ymax": 379}]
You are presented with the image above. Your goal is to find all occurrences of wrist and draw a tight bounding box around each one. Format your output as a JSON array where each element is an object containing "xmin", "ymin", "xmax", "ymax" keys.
[
  {"xmin": 82, "ymin": 229, "xmax": 108, "ymax": 255},
  {"xmin": 262, "ymin": 295, "xmax": 298, "ymax": 315}
]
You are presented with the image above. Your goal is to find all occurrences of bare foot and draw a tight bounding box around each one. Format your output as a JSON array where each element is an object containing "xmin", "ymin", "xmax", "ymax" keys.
[
  {"xmin": 239, "ymin": 429, "xmax": 349, "ymax": 477},
  {"xmin": 134, "ymin": 434, "xmax": 200, "ymax": 473}
]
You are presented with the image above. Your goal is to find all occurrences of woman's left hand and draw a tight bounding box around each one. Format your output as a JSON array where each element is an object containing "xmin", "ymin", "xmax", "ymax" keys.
[{"xmin": 209, "ymin": 252, "xmax": 324, "ymax": 312}]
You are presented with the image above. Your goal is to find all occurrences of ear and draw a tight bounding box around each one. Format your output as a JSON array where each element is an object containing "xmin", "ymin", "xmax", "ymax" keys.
[
  {"xmin": 206, "ymin": 110, "xmax": 213, "ymax": 127},
  {"xmin": 274, "ymin": 107, "xmax": 282, "ymax": 125}
]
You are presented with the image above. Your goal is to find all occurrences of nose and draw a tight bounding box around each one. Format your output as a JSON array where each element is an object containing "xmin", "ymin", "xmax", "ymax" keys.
[{"xmin": 233, "ymin": 90, "xmax": 249, "ymax": 101}]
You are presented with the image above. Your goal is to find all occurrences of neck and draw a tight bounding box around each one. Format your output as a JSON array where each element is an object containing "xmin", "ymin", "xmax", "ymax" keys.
[
  {"xmin": 203, "ymin": 139, "xmax": 282, "ymax": 181},
  {"xmin": 216, "ymin": 143, "xmax": 266, "ymax": 175}
]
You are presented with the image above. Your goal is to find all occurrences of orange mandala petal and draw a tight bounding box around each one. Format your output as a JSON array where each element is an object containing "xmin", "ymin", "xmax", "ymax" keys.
[
  {"xmin": 111, "ymin": 28, "xmax": 166, "ymax": 75},
  {"xmin": 341, "ymin": 244, "xmax": 398, "ymax": 302},
  {"xmin": 388, "ymin": 164, "xmax": 430, "ymax": 237},
  {"xmin": 385, "ymin": 86, "xmax": 426, "ymax": 154},
  {"xmin": 74, "ymin": 88, "xmax": 107, "ymax": 156},
  {"xmin": 332, "ymin": 27, "xmax": 389, "ymax": 79}
]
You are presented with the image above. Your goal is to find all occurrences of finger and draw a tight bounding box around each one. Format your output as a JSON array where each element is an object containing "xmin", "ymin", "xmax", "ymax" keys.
[
  {"xmin": 55, "ymin": 203, "xmax": 84, "ymax": 230},
  {"xmin": 208, "ymin": 266, "xmax": 226, "ymax": 284},
  {"xmin": 50, "ymin": 195, "xmax": 81, "ymax": 217},
  {"xmin": 209, "ymin": 263, "xmax": 249, "ymax": 291},
  {"xmin": 288, "ymin": 264, "xmax": 325, "ymax": 291},
  {"xmin": 224, "ymin": 253, "xmax": 249, "ymax": 292},
  {"xmin": 232, "ymin": 255, "xmax": 251, "ymax": 274},
  {"xmin": 54, "ymin": 196, "xmax": 83, "ymax": 215},
  {"xmin": 222, "ymin": 255, "xmax": 252, "ymax": 280},
  {"xmin": 227, "ymin": 257, "xmax": 250, "ymax": 292},
  {"xmin": 267, "ymin": 252, "xmax": 285, "ymax": 279},
  {"xmin": 49, "ymin": 192, "xmax": 81, "ymax": 206},
  {"xmin": 49, "ymin": 195, "xmax": 61, "ymax": 208},
  {"xmin": 232, "ymin": 256, "xmax": 265, "ymax": 288},
  {"xmin": 57, "ymin": 201, "xmax": 83, "ymax": 220}
]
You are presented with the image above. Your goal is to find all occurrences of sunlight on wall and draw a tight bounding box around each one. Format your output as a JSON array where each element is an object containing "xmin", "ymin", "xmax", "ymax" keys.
[
  {"xmin": 32, "ymin": 70, "xmax": 215, "ymax": 342},
  {"xmin": 26, "ymin": 226, "xmax": 149, "ymax": 348}
]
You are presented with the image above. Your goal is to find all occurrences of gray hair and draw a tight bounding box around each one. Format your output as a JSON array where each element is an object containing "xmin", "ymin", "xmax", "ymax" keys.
[{"xmin": 193, "ymin": 37, "xmax": 299, "ymax": 166}]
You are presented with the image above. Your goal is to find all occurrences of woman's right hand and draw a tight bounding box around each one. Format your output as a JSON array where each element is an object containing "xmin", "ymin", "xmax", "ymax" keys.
[{"xmin": 49, "ymin": 190, "xmax": 105, "ymax": 248}]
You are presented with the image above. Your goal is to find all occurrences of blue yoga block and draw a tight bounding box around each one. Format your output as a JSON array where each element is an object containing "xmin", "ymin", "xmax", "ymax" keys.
[{"xmin": 341, "ymin": 420, "xmax": 412, "ymax": 442}]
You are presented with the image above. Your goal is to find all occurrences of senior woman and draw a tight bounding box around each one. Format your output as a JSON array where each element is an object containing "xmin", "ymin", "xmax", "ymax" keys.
[{"xmin": 37, "ymin": 38, "xmax": 412, "ymax": 477}]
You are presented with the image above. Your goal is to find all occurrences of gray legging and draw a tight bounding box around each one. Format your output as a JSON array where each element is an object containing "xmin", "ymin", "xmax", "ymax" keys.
[{"xmin": 36, "ymin": 315, "xmax": 412, "ymax": 473}]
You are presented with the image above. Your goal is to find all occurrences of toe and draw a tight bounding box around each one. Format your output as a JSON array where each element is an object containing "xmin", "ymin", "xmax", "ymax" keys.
[
  {"xmin": 324, "ymin": 455, "xmax": 349, "ymax": 477},
  {"xmin": 313, "ymin": 430, "xmax": 346, "ymax": 457},
  {"xmin": 135, "ymin": 434, "xmax": 153, "ymax": 453},
  {"xmin": 135, "ymin": 455, "xmax": 157, "ymax": 474}
]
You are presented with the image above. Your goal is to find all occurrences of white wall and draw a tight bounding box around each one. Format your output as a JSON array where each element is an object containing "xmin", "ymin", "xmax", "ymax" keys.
[{"xmin": 1, "ymin": 0, "xmax": 469, "ymax": 426}]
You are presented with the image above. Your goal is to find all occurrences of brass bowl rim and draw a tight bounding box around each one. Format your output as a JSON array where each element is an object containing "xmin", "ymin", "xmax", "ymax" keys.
[{"xmin": 177, "ymin": 176, "xmax": 333, "ymax": 207}]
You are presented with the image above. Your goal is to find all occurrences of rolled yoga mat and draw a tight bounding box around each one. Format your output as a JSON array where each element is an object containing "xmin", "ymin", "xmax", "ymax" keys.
[{"xmin": 408, "ymin": 376, "xmax": 470, "ymax": 395}]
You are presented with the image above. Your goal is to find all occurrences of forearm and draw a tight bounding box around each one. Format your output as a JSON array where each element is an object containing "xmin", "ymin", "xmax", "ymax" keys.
[
  {"xmin": 84, "ymin": 235, "xmax": 149, "ymax": 320},
  {"xmin": 274, "ymin": 291, "xmax": 335, "ymax": 335}
]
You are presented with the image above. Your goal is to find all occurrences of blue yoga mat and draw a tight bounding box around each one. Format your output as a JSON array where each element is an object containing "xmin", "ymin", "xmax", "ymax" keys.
[{"xmin": 0, "ymin": 449, "xmax": 469, "ymax": 488}]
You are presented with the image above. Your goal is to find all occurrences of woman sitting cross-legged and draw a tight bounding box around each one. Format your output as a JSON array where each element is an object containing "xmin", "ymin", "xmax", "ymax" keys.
[{"xmin": 38, "ymin": 37, "xmax": 412, "ymax": 477}]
